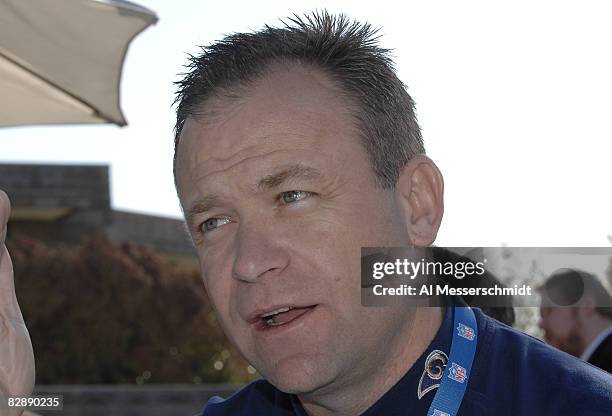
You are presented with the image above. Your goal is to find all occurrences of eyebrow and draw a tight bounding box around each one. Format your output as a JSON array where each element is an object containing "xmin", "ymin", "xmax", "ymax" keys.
[
  {"xmin": 185, "ymin": 164, "xmax": 322, "ymax": 226},
  {"xmin": 257, "ymin": 164, "xmax": 322, "ymax": 191},
  {"xmin": 185, "ymin": 195, "xmax": 221, "ymax": 227}
]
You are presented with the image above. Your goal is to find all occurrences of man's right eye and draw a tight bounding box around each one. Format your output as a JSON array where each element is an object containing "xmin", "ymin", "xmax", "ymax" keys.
[{"xmin": 199, "ymin": 217, "xmax": 231, "ymax": 234}]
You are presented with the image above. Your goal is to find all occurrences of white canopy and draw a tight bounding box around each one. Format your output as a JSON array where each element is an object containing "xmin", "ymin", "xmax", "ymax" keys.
[{"xmin": 0, "ymin": 0, "xmax": 157, "ymax": 127}]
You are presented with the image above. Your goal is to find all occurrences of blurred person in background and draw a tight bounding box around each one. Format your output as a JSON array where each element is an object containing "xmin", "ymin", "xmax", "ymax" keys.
[{"xmin": 539, "ymin": 268, "xmax": 612, "ymax": 373}]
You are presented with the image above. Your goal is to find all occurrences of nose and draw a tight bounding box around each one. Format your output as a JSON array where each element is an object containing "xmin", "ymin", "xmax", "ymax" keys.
[{"xmin": 232, "ymin": 219, "xmax": 290, "ymax": 282}]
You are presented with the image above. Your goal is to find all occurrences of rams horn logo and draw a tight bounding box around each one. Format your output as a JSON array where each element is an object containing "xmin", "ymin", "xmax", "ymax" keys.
[{"xmin": 418, "ymin": 350, "xmax": 448, "ymax": 399}]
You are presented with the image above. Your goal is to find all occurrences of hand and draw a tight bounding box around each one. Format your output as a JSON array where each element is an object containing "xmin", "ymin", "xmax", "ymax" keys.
[{"xmin": 0, "ymin": 191, "xmax": 35, "ymax": 416}]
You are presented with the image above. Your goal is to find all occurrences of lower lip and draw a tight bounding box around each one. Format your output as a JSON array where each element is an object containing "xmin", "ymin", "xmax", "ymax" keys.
[{"xmin": 253, "ymin": 305, "xmax": 317, "ymax": 333}]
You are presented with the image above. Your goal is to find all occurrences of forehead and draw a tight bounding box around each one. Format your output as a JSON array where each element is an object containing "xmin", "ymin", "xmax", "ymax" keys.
[{"xmin": 175, "ymin": 64, "xmax": 366, "ymax": 197}]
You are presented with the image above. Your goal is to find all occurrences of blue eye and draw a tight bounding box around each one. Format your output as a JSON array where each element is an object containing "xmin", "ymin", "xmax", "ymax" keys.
[
  {"xmin": 200, "ymin": 217, "xmax": 231, "ymax": 234},
  {"xmin": 280, "ymin": 190, "xmax": 311, "ymax": 204}
]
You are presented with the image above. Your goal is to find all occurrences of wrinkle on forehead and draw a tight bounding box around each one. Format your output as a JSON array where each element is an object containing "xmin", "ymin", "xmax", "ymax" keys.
[
  {"xmin": 178, "ymin": 143, "xmax": 329, "ymax": 212},
  {"xmin": 181, "ymin": 109, "xmax": 347, "ymax": 166},
  {"xmin": 186, "ymin": 148, "xmax": 307, "ymax": 191}
]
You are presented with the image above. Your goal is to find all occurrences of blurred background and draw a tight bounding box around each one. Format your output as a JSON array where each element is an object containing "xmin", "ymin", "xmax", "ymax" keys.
[{"xmin": 1, "ymin": 0, "xmax": 612, "ymax": 414}]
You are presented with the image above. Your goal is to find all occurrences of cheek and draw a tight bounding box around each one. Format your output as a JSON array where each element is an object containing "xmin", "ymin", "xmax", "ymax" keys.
[
  {"xmin": 298, "ymin": 225, "xmax": 363, "ymax": 305},
  {"xmin": 290, "ymin": 197, "xmax": 402, "ymax": 290},
  {"xmin": 202, "ymin": 278, "xmax": 230, "ymax": 321},
  {"xmin": 549, "ymin": 314, "xmax": 570, "ymax": 336},
  {"xmin": 198, "ymin": 251, "xmax": 236, "ymax": 323}
]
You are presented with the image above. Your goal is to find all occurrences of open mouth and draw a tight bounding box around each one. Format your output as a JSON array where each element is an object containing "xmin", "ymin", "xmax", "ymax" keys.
[{"xmin": 256, "ymin": 305, "xmax": 316, "ymax": 330}]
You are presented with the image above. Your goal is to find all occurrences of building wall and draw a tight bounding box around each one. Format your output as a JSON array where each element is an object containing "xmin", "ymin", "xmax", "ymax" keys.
[
  {"xmin": 0, "ymin": 163, "xmax": 110, "ymax": 211},
  {"xmin": 1, "ymin": 163, "xmax": 195, "ymax": 257}
]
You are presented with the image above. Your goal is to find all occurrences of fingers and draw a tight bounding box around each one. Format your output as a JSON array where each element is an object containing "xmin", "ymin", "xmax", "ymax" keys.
[
  {"xmin": 0, "ymin": 191, "xmax": 18, "ymax": 316},
  {"xmin": 0, "ymin": 190, "xmax": 9, "ymax": 245},
  {"xmin": 0, "ymin": 245, "xmax": 16, "ymax": 298}
]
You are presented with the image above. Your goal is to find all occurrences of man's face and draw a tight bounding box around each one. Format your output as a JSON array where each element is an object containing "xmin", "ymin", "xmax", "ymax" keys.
[
  {"xmin": 539, "ymin": 307, "xmax": 582, "ymax": 356},
  {"xmin": 175, "ymin": 65, "xmax": 418, "ymax": 393}
]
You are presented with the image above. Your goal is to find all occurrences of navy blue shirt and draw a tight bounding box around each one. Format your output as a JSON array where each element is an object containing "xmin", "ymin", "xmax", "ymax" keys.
[{"xmin": 199, "ymin": 307, "xmax": 612, "ymax": 415}]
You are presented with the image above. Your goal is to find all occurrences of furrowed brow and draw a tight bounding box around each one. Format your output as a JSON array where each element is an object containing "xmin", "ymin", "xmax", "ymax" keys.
[{"xmin": 257, "ymin": 164, "xmax": 322, "ymax": 192}]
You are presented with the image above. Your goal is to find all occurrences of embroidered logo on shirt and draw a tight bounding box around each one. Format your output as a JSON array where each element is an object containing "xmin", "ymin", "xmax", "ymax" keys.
[
  {"xmin": 418, "ymin": 350, "xmax": 448, "ymax": 399},
  {"xmin": 431, "ymin": 409, "xmax": 451, "ymax": 416},
  {"xmin": 457, "ymin": 322, "xmax": 475, "ymax": 341},
  {"xmin": 448, "ymin": 362, "xmax": 467, "ymax": 383}
]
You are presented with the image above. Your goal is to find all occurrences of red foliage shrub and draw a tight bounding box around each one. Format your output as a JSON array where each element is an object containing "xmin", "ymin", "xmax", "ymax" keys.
[{"xmin": 7, "ymin": 233, "xmax": 255, "ymax": 384}]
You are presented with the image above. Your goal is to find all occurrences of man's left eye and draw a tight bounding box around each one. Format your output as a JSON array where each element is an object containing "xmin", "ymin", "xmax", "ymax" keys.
[{"xmin": 279, "ymin": 190, "xmax": 311, "ymax": 204}]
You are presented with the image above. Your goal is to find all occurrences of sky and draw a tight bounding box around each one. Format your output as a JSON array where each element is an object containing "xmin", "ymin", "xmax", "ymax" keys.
[{"xmin": 2, "ymin": 0, "xmax": 611, "ymax": 247}]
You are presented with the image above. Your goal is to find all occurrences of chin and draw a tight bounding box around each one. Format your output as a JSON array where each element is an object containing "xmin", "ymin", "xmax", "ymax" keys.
[{"xmin": 263, "ymin": 355, "xmax": 332, "ymax": 394}]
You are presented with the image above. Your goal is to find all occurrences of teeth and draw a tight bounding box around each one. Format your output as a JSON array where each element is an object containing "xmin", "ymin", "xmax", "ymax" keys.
[{"xmin": 260, "ymin": 306, "xmax": 293, "ymax": 319}]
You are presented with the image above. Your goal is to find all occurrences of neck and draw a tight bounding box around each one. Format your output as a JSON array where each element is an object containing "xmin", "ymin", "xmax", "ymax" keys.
[{"xmin": 298, "ymin": 306, "xmax": 443, "ymax": 416}]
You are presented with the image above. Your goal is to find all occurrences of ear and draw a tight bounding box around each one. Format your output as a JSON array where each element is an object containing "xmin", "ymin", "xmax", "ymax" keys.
[{"xmin": 396, "ymin": 155, "xmax": 444, "ymax": 246}]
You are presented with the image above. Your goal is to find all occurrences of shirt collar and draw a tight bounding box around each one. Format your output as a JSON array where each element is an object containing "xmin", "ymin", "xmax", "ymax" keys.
[{"xmin": 580, "ymin": 325, "xmax": 612, "ymax": 361}]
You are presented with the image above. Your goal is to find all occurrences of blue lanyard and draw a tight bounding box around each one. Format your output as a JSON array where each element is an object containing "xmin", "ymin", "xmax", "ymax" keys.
[{"xmin": 426, "ymin": 307, "xmax": 478, "ymax": 416}]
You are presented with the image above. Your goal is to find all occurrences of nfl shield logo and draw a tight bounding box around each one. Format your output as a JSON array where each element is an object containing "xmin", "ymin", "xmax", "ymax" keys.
[
  {"xmin": 432, "ymin": 410, "xmax": 450, "ymax": 416},
  {"xmin": 457, "ymin": 323, "xmax": 475, "ymax": 341},
  {"xmin": 448, "ymin": 362, "xmax": 467, "ymax": 383}
]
